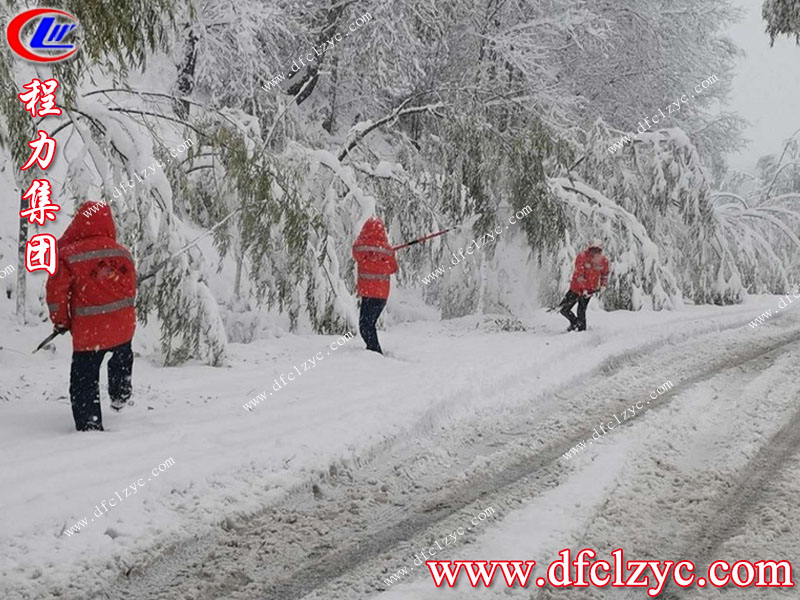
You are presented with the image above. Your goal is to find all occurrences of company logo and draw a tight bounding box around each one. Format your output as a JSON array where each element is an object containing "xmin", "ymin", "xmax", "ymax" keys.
[{"xmin": 6, "ymin": 8, "xmax": 79, "ymax": 63}]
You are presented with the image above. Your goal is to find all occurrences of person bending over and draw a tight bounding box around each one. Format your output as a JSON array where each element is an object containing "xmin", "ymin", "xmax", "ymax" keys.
[{"xmin": 558, "ymin": 242, "xmax": 609, "ymax": 332}]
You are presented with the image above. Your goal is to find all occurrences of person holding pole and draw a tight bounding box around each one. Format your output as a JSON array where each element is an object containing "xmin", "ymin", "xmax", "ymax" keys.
[
  {"xmin": 45, "ymin": 201, "xmax": 137, "ymax": 431},
  {"xmin": 352, "ymin": 217, "xmax": 397, "ymax": 354}
]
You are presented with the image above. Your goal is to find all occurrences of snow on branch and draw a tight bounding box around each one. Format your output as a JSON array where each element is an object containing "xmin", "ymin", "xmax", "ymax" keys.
[
  {"xmin": 549, "ymin": 177, "xmax": 661, "ymax": 268},
  {"xmin": 337, "ymin": 100, "xmax": 445, "ymax": 162}
]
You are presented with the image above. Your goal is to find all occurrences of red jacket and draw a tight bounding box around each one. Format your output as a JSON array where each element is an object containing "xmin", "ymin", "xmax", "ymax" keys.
[
  {"xmin": 570, "ymin": 247, "xmax": 609, "ymax": 295},
  {"xmin": 352, "ymin": 218, "xmax": 397, "ymax": 299},
  {"xmin": 46, "ymin": 201, "xmax": 137, "ymax": 352}
]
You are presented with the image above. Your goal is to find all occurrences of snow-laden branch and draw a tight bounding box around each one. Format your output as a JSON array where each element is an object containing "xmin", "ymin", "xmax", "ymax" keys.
[
  {"xmin": 763, "ymin": 126, "xmax": 800, "ymax": 200},
  {"xmin": 736, "ymin": 208, "xmax": 800, "ymax": 249},
  {"xmin": 306, "ymin": 146, "xmax": 375, "ymax": 219},
  {"xmin": 711, "ymin": 191, "xmax": 749, "ymax": 210},
  {"xmin": 549, "ymin": 177, "xmax": 661, "ymax": 269},
  {"xmin": 337, "ymin": 100, "xmax": 445, "ymax": 162}
]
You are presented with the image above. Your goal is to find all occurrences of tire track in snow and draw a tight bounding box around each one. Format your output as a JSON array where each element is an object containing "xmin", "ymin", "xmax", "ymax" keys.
[
  {"xmin": 530, "ymin": 336, "xmax": 800, "ymax": 600},
  {"xmin": 102, "ymin": 316, "xmax": 749, "ymax": 600},
  {"xmin": 107, "ymin": 325, "xmax": 800, "ymax": 600},
  {"xmin": 662, "ymin": 391, "xmax": 800, "ymax": 599}
]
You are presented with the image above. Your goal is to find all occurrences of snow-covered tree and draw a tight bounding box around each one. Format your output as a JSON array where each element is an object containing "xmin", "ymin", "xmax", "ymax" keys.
[
  {"xmin": 2, "ymin": 0, "xmax": 796, "ymax": 362},
  {"xmin": 763, "ymin": 0, "xmax": 800, "ymax": 45},
  {"xmin": 714, "ymin": 131, "xmax": 800, "ymax": 292}
]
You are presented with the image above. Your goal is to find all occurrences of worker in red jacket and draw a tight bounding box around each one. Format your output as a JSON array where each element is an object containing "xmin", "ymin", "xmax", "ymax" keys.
[
  {"xmin": 45, "ymin": 201, "xmax": 137, "ymax": 431},
  {"xmin": 352, "ymin": 217, "xmax": 397, "ymax": 354},
  {"xmin": 558, "ymin": 242, "xmax": 609, "ymax": 332}
]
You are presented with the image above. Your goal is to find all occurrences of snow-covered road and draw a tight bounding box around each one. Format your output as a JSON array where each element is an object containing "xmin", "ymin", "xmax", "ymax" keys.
[{"xmin": 2, "ymin": 297, "xmax": 799, "ymax": 599}]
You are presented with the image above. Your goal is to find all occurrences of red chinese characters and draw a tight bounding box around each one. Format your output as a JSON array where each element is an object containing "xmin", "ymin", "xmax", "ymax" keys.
[
  {"xmin": 17, "ymin": 79, "xmax": 62, "ymax": 117},
  {"xmin": 18, "ymin": 78, "xmax": 62, "ymax": 274},
  {"xmin": 20, "ymin": 179, "xmax": 59, "ymax": 225},
  {"xmin": 21, "ymin": 130, "xmax": 57, "ymax": 170},
  {"xmin": 26, "ymin": 233, "xmax": 58, "ymax": 275}
]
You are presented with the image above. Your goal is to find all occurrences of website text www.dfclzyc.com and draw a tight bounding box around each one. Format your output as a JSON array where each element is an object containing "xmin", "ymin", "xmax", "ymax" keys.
[
  {"xmin": 427, "ymin": 549, "xmax": 793, "ymax": 596},
  {"xmin": 420, "ymin": 205, "xmax": 532, "ymax": 285},
  {"xmin": 62, "ymin": 458, "xmax": 176, "ymax": 537}
]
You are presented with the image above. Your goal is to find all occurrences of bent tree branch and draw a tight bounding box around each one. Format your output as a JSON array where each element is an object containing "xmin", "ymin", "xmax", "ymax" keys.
[{"xmin": 337, "ymin": 100, "xmax": 446, "ymax": 161}]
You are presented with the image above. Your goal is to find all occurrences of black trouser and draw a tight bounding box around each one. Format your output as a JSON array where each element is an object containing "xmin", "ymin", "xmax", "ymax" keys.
[
  {"xmin": 69, "ymin": 341, "xmax": 133, "ymax": 431},
  {"xmin": 359, "ymin": 297, "xmax": 387, "ymax": 353},
  {"xmin": 559, "ymin": 290, "xmax": 591, "ymax": 331}
]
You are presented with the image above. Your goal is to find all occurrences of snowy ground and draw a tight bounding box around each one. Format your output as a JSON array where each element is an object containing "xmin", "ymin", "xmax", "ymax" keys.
[{"xmin": 1, "ymin": 295, "xmax": 799, "ymax": 599}]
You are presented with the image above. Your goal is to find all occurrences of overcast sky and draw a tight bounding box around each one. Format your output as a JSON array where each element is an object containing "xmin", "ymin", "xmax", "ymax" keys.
[{"xmin": 725, "ymin": 0, "xmax": 800, "ymax": 173}]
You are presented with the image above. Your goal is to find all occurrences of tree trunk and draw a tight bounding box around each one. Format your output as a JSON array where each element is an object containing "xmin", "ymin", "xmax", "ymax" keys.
[
  {"xmin": 322, "ymin": 53, "xmax": 339, "ymax": 134},
  {"xmin": 174, "ymin": 25, "xmax": 198, "ymax": 119},
  {"xmin": 286, "ymin": 0, "xmax": 347, "ymax": 106},
  {"xmin": 477, "ymin": 252, "xmax": 488, "ymax": 314},
  {"xmin": 234, "ymin": 244, "xmax": 244, "ymax": 299},
  {"xmin": 15, "ymin": 191, "xmax": 27, "ymax": 322}
]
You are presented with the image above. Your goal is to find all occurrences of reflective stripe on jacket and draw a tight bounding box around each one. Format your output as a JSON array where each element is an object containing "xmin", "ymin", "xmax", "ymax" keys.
[
  {"xmin": 46, "ymin": 201, "xmax": 137, "ymax": 351},
  {"xmin": 352, "ymin": 218, "xmax": 397, "ymax": 299}
]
